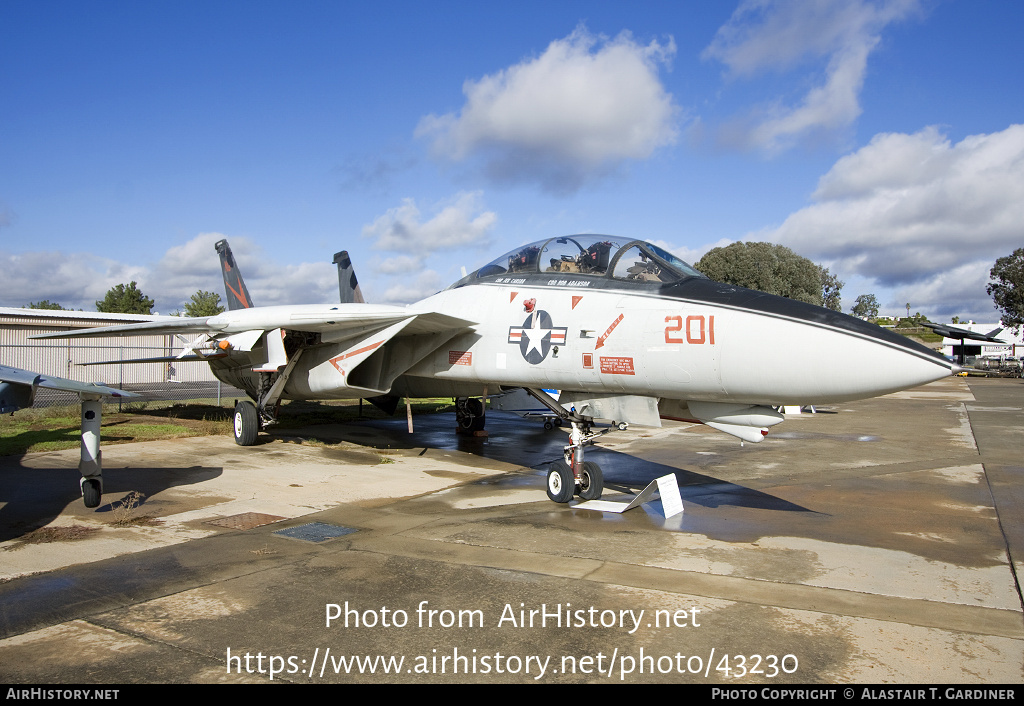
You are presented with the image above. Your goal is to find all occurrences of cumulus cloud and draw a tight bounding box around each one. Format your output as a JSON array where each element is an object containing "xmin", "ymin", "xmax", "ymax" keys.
[
  {"xmin": 0, "ymin": 233, "xmax": 338, "ymax": 313},
  {"xmin": 763, "ymin": 124, "xmax": 1024, "ymax": 319},
  {"xmin": 358, "ymin": 192, "xmax": 498, "ymax": 303},
  {"xmin": 362, "ymin": 191, "xmax": 497, "ymax": 267},
  {"xmin": 416, "ymin": 26, "xmax": 679, "ymax": 193},
  {"xmin": 703, "ymin": 0, "xmax": 921, "ymax": 153},
  {"xmin": 891, "ymin": 262, "xmax": 996, "ymax": 322},
  {"xmin": 378, "ymin": 271, "xmax": 445, "ymax": 306},
  {"xmin": 0, "ymin": 250, "xmax": 146, "ymax": 311}
]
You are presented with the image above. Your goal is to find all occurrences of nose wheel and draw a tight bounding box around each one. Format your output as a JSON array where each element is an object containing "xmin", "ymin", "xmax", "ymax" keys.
[
  {"xmin": 546, "ymin": 460, "xmax": 574, "ymax": 503},
  {"xmin": 545, "ymin": 459, "xmax": 605, "ymax": 503},
  {"xmin": 578, "ymin": 461, "xmax": 603, "ymax": 500}
]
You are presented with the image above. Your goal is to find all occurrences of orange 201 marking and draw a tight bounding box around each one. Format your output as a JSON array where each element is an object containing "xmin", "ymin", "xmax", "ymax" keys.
[{"xmin": 665, "ymin": 315, "xmax": 715, "ymax": 345}]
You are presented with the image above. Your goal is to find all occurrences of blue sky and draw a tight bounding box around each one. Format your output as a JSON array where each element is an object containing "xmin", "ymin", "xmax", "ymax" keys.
[{"xmin": 2, "ymin": 0, "xmax": 1022, "ymax": 321}]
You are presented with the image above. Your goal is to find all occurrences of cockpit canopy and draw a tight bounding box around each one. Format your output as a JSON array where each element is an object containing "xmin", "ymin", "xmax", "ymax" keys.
[{"xmin": 464, "ymin": 235, "xmax": 705, "ymax": 285}]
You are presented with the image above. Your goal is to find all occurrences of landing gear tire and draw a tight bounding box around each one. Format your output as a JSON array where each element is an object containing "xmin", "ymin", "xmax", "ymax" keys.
[
  {"xmin": 546, "ymin": 460, "xmax": 575, "ymax": 503},
  {"xmin": 578, "ymin": 461, "xmax": 604, "ymax": 501},
  {"xmin": 457, "ymin": 398, "xmax": 486, "ymax": 433},
  {"xmin": 544, "ymin": 419, "xmax": 554, "ymax": 430},
  {"xmin": 82, "ymin": 478, "xmax": 101, "ymax": 508},
  {"xmin": 233, "ymin": 400, "xmax": 260, "ymax": 446}
]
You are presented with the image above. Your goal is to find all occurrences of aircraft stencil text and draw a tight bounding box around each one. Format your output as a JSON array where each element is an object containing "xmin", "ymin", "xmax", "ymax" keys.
[{"xmin": 665, "ymin": 314, "xmax": 716, "ymax": 344}]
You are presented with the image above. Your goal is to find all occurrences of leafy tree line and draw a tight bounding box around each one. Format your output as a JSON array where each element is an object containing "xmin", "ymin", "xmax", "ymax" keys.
[
  {"xmin": 850, "ymin": 294, "xmax": 879, "ymax": 319},
  {"xmin": 988, "ymin": 247, "xmax": 1024, "ymax": 333},
  {"xmin": 695, "ymin": 242, "xmax": 843, "ymax": 310},
  {"xmin": 26, "ymin": 285, "xmax": 224, "ymax": 317},
  {"xmin": 95, "ymin": 281, "xmax": 154, "ymax": 314},
  {"xmin": 182, "ymin": 290, "xmax": 225, "ymax": 317}
]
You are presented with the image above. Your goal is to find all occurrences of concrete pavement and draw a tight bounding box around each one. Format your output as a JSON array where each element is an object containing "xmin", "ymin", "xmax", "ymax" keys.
[{"xmin": 0, "ymin": 376, "xmax": 1021, "ymax": 683}]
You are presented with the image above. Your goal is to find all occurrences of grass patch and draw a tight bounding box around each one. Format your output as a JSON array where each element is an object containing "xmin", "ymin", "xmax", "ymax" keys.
[
  {"xmin": 0, "ymin": 401, "xmax": 235, "ymax": 456},
  {"xmin": 0, "ymin": 396, "xmax": 457, "ymax": 457}
]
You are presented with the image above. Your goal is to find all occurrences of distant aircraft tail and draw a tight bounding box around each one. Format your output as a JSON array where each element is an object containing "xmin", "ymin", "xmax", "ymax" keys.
[
  {"xmin": 333, "ymin": 250, "xmax": 365, "ymax": 304},
  {"xmin": 215, "ymin": 239, "xmax": 254, "ymax": 310}
]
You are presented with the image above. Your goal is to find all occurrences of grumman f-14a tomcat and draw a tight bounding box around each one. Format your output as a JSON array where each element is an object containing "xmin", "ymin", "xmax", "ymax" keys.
[{"xmin": 33, "ymin": 235, "xmax": 955, "ymax": 508}]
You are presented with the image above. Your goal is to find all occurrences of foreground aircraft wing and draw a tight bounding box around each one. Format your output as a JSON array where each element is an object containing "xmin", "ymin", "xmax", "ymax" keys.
[
  {"xmin": 0, "ymin": 363, "xmax": 138, "ymax": 413},
  {"xmin": 0, "ymin": 364, "xmax": 139, "ymax": 509}
]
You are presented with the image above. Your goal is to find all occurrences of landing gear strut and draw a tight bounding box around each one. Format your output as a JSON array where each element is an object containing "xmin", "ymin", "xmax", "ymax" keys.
[
  {"xmin": 543, "ymin": 417, "xmax": 606, "ymax": 503},
  {"xmin": 80, "ymin": 397, "xmax": 103, "ymax": 508},
  {"xmin": 520, "ymin": 387, "xmax": 612, "ymax": 504},
  {"xmin": 233, "ymin": 342, "xmax": 307, "ymax": 446}
]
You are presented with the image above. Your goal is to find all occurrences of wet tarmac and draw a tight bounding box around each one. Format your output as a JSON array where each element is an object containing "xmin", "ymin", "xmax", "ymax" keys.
[{"xmin": 0, "ymin": 377, "xmax": 1021, "ymax": 683}]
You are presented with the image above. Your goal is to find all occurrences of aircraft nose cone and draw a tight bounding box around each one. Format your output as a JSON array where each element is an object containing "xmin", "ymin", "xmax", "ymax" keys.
[{"xmin": 668, "ymin": 279, "xmax": 954, "ymax": 403}]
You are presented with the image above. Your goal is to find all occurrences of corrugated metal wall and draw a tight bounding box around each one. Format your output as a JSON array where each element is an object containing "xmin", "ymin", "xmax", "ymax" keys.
[{"xmin": 0, "ymin": 308, "xmax": 219, "ymax": 386}]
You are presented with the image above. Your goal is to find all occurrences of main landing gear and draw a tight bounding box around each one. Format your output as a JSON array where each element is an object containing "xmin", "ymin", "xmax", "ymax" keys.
[
  {"xmin": 455, "ymin": 397, "xmax": 486, "ymax": 435},
  {"xmin": 232, "ymin": 343, "xmax": 308, "ymax": 446},
  {"xmin": 233, "ymin": 400, "xmax": 261, "ymax": 446}
]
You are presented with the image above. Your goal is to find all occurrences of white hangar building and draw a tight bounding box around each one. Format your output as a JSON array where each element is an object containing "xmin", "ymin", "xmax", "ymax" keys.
[{"xmin": 0, "ymin": 307, "xmax": 224, "ymax": 404}]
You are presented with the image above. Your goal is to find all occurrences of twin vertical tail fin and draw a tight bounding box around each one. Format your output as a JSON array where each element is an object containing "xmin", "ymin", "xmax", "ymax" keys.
[
  {"xmin": 333, "ymin": 250, "xmax": 365, "ymax": 304},
  {"xmin": 215, "ymin": 240, "xmax": 362, "ymax": 309},
  {"xmin": 215, "ymin": 239, "xmax": 254, "ymax": 310}
]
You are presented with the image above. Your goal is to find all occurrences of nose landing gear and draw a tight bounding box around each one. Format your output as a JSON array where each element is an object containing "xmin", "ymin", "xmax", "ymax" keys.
[{"xmin": 545, "ymin": 419, "xmax": 605, "ymax": 503}]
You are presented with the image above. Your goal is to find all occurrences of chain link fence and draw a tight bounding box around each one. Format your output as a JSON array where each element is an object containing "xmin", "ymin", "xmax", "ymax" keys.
[{"xmin": 31, "ymin": 380, "xmax": 248, "ymax": 409}]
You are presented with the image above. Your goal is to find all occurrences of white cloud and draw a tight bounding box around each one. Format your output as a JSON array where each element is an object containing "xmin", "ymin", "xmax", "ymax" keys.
[
  {"xmin": 148, "ymin": 233, "xmax": 336, "ymax": 309},
  {"xmin": 358, "ymin": 192, "xmax": 497, "ymax": 304},
  {"xmin": 416, "ymin": 25, "xmax": 679, "ymax": 193},
  {"xmin": 703, "ymin": 0, "xmax": 921, "ymax": 153},
  {"xmin": 378, "ymin": 271, "xmax": 445, "ymax": 306},
  {"xmin": 891, "ymin": 261, "xmax": 997, "ymax": 322},
  {"xmin": 0, "ymin": 233, "xmax": 338, "ymax": 313},
  {"xmin": 372, "ymin": 254, "xmax": 424, "ymax": 276},
  {"xmin": 763, "ymin": 124, "xmax": 1024, "ymax": 320},
  {"xmin": 362, "ymin": 191, "xmax": 497, "ymax": 255},
  {"xmin": 0, "ymin": 250, "xmax": 145, "ymax": 310}
]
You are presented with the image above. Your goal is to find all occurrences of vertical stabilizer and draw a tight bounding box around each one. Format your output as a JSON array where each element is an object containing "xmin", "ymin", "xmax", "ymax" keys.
[
  {"xmin": 333, "ymin": 250, "xmax": 365, "ymax": 304},
  {"xmin": 215, "ymin": 239, "xmax": 254, "ymax": 310}
]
